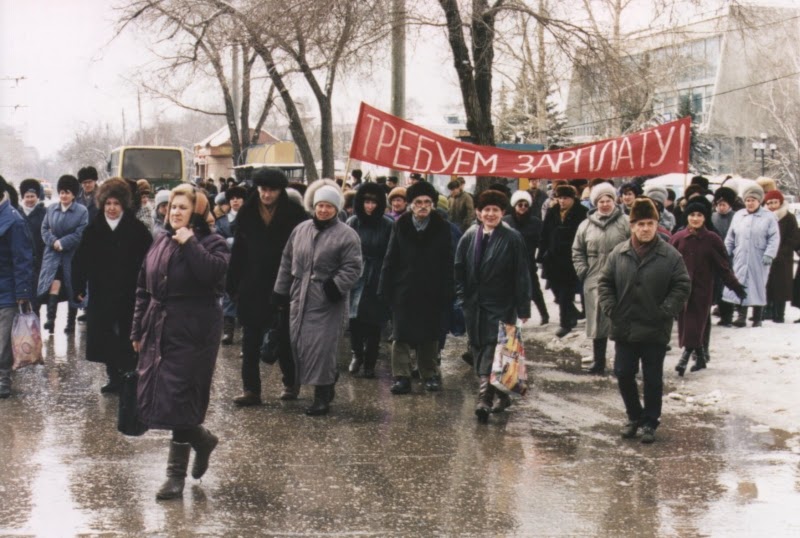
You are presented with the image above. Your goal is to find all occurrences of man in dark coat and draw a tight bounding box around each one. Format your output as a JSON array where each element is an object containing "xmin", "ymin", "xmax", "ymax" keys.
[
  {"xmin": 598, "ymin": 198, "xmax": 691, "ymax": 444},
  {"xmin": 527, "ymin": 178, "xmax": 549, "ymax": 220},
  {"xmin": 379, "ymin": 181, "xmax": 454, "ymax": 394},
  {"xmin": 76, "ymin": 166, "xmax": 99, "ymax": 221},
  {"xmin": 538, "ymin": 184, "xmax": 588, "ymax": 337},
  {"xmin": 72, "ymin": 178, "xmax": 152, "ymax": 392},
  {"xmin": 227, "ymin": 167, "xmax": 309, "ymax": 405},
  {"xmin": 456, "ymin": 190, "xmax": 531, "ymax": 423}
]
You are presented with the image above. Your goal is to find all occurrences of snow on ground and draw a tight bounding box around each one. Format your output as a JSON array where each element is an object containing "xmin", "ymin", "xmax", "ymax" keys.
[{"xmin": 523, "ymin": 291, "xmax": 800, "ymax": 435}]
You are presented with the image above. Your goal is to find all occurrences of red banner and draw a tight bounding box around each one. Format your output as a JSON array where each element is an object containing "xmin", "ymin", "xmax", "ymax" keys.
[{"xmin": 349, "ymin": 103, "xmax": 691, "ymax": 179}]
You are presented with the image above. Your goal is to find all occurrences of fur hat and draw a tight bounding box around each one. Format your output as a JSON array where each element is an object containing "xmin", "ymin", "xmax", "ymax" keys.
[
  {"xmin": 77, "ymin": 166, "xmax": 98, "ymax": 182},
  {"xmin": 590, "ymin": 182, "xmax": 617, "ymax": 206},
  {"xmin": 344, "ymin": 190, "xmax": 357, "ymax": 210},
  {"xmin": 304, "ymin": 179, "xmax": 341, "ymax": 213},
  {"xmin": 619, "ymin": 181, "xmax": 643, "ymax": 197},
  {"xmin": 643, "ymin": 184, "xmax": 668, "ymax": 206},
  {"xmin": 409, "ymin": 172, "xmax": 423, "ymax": 181},
  {"xmin": 685, "ymin": 197, "xmax": 712, "ymax": 222},
  {"xmin": 136, "ymin": 179, "xmax": 151, "ymax": 196},
  {"xmin": 756, "ymin": 176, "xmax": 777, "ymax": 193},
  {"xmin": 97, "ymin": 178, "xmax": 133, "ymax": 211},
  {"xmin": 406, "ymin": 181, "xmax": 439, "ymax": 204},
  {"xmin": 477, "ymin": 189, "xmax": 508, "ymax": 210},
  {"xmin": 355, "ymin": 182, "xmax": 388, "ymax": 221},
  {"xmin": 488, "ymin": 182, "xmax": 512, "ymax": 199},
  {"xmin": 313, "ymin": 185, "xmax": 344, "ymax": 211},
  {"xmin": 554, "ymin": 184, "xmax": 578, "ymax": 199},
  {"xmin": 764, "ymin": 189, "xmax": 784, "ymax": 205},
  {"xmin": 684, "ymin": 184, "xmax": 705, "ymax": 200},
  {"xmin": 0, "ymin": 175, "xmax": 17, "ymax": 206},
  {"xmin": 713, "ymin": 186, "xmax": 737, "ymax": 207},
  {"xmin": 19, "ymin": 178, "xmax": 42, "ymax": 198},
  {"xmin": 741, "ymin": 183, "xmax": 764, "ymax": 203},
  {"xmin": 154, "ymin": 189, "xmax": 170, "ymax": 207},
  {"xmin": 57, "ymin": 174, "xmax": 80, "ymax": 197},
  {"xmin": 510, "ymin": 190, "xmax": 532, "ymax": 207},
  {"xmin": 690, "ymin": 175, "xmax": 710, "ymax": 192},
  {"xmin": 225, "ymin": 185, "xmax": 247, "ymax": 202},
  {"xmin": 388, "ymin": 186, "xmax": 406, "ymax": 201},
  {"xmin": 629, "ymin": 198, "xmax": 659, "ymax": 223},
  {"xmin": 252, "ymin": 167, "xmax": 288, "ymax": 189}
]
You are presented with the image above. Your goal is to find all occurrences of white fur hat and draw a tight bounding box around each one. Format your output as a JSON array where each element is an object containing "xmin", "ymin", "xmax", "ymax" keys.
[
  {"xmin": 510, "ymin": 190, "xmax": 533, "ymax": 207},
  {"xmin": 589, "ymin": 182, "xmax": 617, "ymax": 206}
]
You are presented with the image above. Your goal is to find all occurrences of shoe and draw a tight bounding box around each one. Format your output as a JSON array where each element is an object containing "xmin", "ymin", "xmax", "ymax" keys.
[
  {"xmin": 410, "ymin": 368, "xmax": 421, "ymax": 379},
  {"xmin": 640, "ymin": 425, "xmax": 656, "ymax": 444},
  {"xmin": 424, "ymin": 377, "xmax": 441, "ymax": 392},
  {"xmin": 390, "ymin": 377, "xmax": 411, "ymax": 395},
  {"xmin": 475, "ymin": 376, "xmax": 493, "ymax": 423},
  {"xmin": 233, "ymin": 391, "xmax": 262, "ymax": 406},
  {"xmin": 64, "ymin": 307, "xmax": 77, "ymax": 334},
  {"xmin": 492, "ymin": 392, "xmax": 511, "ymax": 413},
  {"xmin": 555, "ymin": 325, "xmax": 572, "ymax": 338},
  {"xmin": 100, "ymin": 380, "xmax": 121, "ymax": 394},
  {"xmin": 751, "ymin": 306, "xmax": 763, "ymax": 328},
  {"xmin": 461, "ymin": 351, "xmax": 474, "ymax": 366},
  {"xmin": 305, "ymin": 385, "xmax": 333, "ymax": 416},
  {"xmin": 717, "ymin": 319, "xmax": 732, "ymax": 327},
  {"xmin": 348, "ymin": 352, "xmax": 363, "ymax": 375},
  {"xmin": 621, "ymin": 421, "xmax": 640, "ymax": 439},
  {"xmin": 156, "ymin": 442, "xmax": 191, "ymax": 500},
  {"xmin": 279, "ymin": 385, "xmax": 299, "ymax": 401},
  {"xmin": 690, "ymin": 348, "xmax": 706, "ymax": 372},
  {"xmin": 539, "ymin": 316, "xmax": 549, "ymax": 326},
  {"xmin": 221, "ymin": 317, "xmax": 235, "ymax": 345},
  {"xmin": 675, "ymin": 349, "xmax": 691, "ymax": 377},
  {"xmin": 189, "ymin": 427, "xmax": 218, "ymax": 479},
  {"xmin": 732, "ymin": 307, "xmax": 747, "ymax": 328}
]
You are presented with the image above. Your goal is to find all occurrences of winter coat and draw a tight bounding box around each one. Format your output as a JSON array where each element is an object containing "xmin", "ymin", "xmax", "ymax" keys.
[
  {"xmin": 22, "ymin": 202, "xmax": 46, "ymax": 281},
  {"xmin": 379, "ymin": 211, "xmax": 455, "ymax": 345},
  {"xmin": 0, "ymin": 195, "xmax": 34, "ymax": 308},
  {"xmin": 72, "ymin": 212, "xmax": 152, "ymax": 365},
  {"xmin": 448, "ymin": 191, "xmax": 474, "ymax": 232},
  {"xmin": 571, "ymin": 206, "xmax": 630, "ymax": 338},
  {"xmin": 528, "ymin": 188, "xmax": 548, "ymax": 221},
  {"xmin": 76, "ymin": 190, "xmax": 98, "ymax": 222},
  {"xmin": 538, "ymin": 202, "xmax": 588, "ymax": 288},
  {"xmin": 766, "ymin": 204, "xmax": 800, "ymax": 303},
  {"xmin": 226, "ymin": 191, "xmax": 308, "ymax": 328},
  {"xmin": 712, "ymin": 210, "xmax": 734, "ymax": 242},
  {"xmin": 274, "ymin": 218, "xmax": 362, "ymax": 386},
  {"xmin": 215, "ymin": 212, "xmax": 236, "ymax": 240},
  {"xmin": 131, "ymin": 226, "xmax": 230, "ymax": 430},
  {"xmin": 723, "ymin": 207, "xmax": 780, "ymax": 306},
  {"xmin": 598, "ymin": 237, "xmax": 691, "ymax": 345},
  {"xmin": 347, "ymin": 184, "xmax": 393, "ymax": 324},
  {"xmin": 670, "ymin": 227, "xmax": 740, "ymax": 348},
  {"xmin": 454, "ymin": 223, "xmax": 531, "ymax": 348},
  {"xmin": 37, "ymin": 202, "xmax": 89, "ymax": 305}
]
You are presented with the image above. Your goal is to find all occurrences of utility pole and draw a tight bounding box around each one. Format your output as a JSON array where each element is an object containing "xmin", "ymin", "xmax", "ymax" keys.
[
  {"xmin": 390, "ymin": 0, "xmax": 406, "ymax": 178},
  {"xmin": 232, "ymin": 43, "xmax": 241, "ymax": 132},
  {"xmin": 137, "ymin": 88, "xmax": 144, "ymax": 144},
  {"xmin": 122, "ymin": 109, "xmax": 127, "ymax": 145}
]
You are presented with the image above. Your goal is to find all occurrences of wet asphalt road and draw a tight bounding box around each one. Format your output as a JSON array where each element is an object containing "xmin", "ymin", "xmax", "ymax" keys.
[{"xmin": 1, "ymin": 314, "xmax": 799, "ymax": 537}]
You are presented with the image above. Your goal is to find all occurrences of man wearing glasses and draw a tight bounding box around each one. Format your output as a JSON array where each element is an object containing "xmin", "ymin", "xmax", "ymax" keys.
[{"xmin": 379, "ymin": 181, "xmax": 454, "ymax": 394}]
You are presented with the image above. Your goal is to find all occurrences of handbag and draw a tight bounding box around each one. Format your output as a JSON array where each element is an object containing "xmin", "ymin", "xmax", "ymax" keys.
[
  {"xmin": 117, "ymin": 369, "xmax": 148, "ymax": 436},
  {"xmin": 489, "ymin": 321, "xmax": 529, "ymax": 399},
  {"xmin": 11, "ymin": 303, "xmax": 44, "ymax": 370},
  {"xmin": 259, "ymin": 307, "xmax": 284, "ymax": 364}
]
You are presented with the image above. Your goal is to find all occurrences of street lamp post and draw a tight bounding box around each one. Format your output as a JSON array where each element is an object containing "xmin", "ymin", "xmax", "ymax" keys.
[{"xmin": 752, "ymin": 132, "xmax": 777, "ymax": 176}]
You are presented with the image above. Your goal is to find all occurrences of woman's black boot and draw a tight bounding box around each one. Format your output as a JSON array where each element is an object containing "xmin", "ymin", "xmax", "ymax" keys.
[
  {"xmin": 64, "ymin": 306, "xmax": 77, "ymax": 334},
  {"xmin": 43, "ymin": 294, "xmax": 58, "ymax": 333},
  {"xmin": 675, "ymin": 349, "xmax": 691, "ymax": 377},
  {"xmin": 690, "ymin": 348, "xmax": 707, "ymax": 372},
  {"xmin": 305, "ymin": 385, "xmax": 332, "ymax": 416},
  {"xmin": 751, "ymin": 306, "xmax": 764, "ymax": 327},
  {"xmin": 156, "ymin": 442, "xmax": 191, "ymax": 500},
  {"xmin": 732, "ymin": 306, "xmax": 747, "ymax": 328}
]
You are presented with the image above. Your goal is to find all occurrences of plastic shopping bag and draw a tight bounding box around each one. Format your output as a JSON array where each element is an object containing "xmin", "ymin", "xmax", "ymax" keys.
[
  {"xmin": 489, "ymin": 322, "xmax": 528, "ymax": 399},
  {"xmin": 11, "ymin": 304, "xmax": 44, "ymax": 370}
]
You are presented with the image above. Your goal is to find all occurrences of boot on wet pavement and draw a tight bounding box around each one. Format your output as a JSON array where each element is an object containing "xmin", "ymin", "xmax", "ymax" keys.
[
  {"xmin": 751, "ymin": 306, "xmax": 764, "ymax": 328},
  {"xmin": 221, "ymin": 317, "xmax": 235, "ymax": 345},
  {"xmin": 362, "ymin": 352, "xmax": 377, "ymax": 379},
  {"xmin": 492, "ymin": 391, "xmax": 511, "ymax": 414},
  {"xmin": 475, "ymin": 376, "xmax": 494, "ymax": 423},
  {"xmin": 675, "ymin": 349, "xmax": 691, "ymax": 377},
  {"xmin": 43, "ymin": 294, "xmax": 58, "ymax": 333},
  {"xmin": 690, "ymin": 348, "xmax": 707, "ymax": 373},
  {"xmin": 305, "ymin": 385, "xmax": 333, "ymax": 416},
  {"xmin": 279, "ymin": 384, "xmax": 299, "ymax": 401},
  {"xmin": 620, "ymin": 420, "xmax": 640, "ymax": 439},
  {"xmin": 156, "ymin": 442, "xmax": 191, "ymax": 500},
  {"xmin": 64, "ymin": 306, "xmax": 77, "ymax": 334},
  {"xmin": 233, "ymin": 391, "xmax": 262, "ymax": 406},
  {"xmin": 189, "ymin": 426, "xmax": 218, "ymax": 480},
  {"xmin": 390, "ymin": 376, "xmax": 411, "ymax": 395},
  {"xmin": 640, "ymin": 425, "xmax": 656, "ymax": 444}
]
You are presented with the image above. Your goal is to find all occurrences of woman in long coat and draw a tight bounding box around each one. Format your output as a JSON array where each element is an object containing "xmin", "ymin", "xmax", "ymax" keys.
[
  {"xmin": 72, "ymin": 178, "xmax": 152, "ymax": 393},
  {"xmin": 38, "ymin": 175, "xmax": 89, "ymax": 334},
  {"xmin": 571, "ymin": 182, "xmax": 630, "ymax": 375},
  {"xmin": 763, "ymin": 190, "xmax": 800, "ymax": 323},
  {"xmin": 722, "ymin": 183, "xmax": 780, "ymax": 327},
  {"xmin": 274, "ymin": 182, "xmax": 362, "ymax": 416},
  {"xmin": 131, "ymin": 184, "xmax": 229, "ymax": 501},
  {"xmin": 346, "ymin": 182, "xmax": 392, "ymax": 378},
  {"xmin": 671, "ymin": 198, "xmax": 745, "ymax": 375},
  {"xmin": 18, "ymin": 179, "xmax": 47, "ymax": 312}
]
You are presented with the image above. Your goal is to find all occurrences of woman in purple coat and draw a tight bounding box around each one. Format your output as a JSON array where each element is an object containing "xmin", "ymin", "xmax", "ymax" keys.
[
  {"xmin": 670, "ymin": 198, "xmax": 745, "ymax": 376},
  {"xmin": 131, "ymin": 184, "xmax": 230, "ymax": 501}
]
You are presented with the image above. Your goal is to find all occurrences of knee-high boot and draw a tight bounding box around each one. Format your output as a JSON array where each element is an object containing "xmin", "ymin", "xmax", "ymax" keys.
[
  {"xmin": 475, "ymin": 376, "xmax": 494, "ymax": 423},
  {"xmin": 64, "ymin": 306, "xmax": 77, "ymax": 334},
  {"xmin": 188, "ymin": 426, "xmax": 219, "ymax": 480},
  {"xmin": 156, "ymin": 442, "xmax": 191, "ymax": 500},
  {"xmin": 43, "ymin": 295, "xmax": 58, "ymax": 333}
]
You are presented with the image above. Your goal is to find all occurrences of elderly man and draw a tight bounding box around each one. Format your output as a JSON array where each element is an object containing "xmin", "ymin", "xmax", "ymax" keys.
[
  {"xmin": 447, "ymin": 179, "xmax": 474, "ymax": 232},
  {"xmin": 598, "ymin": 198, "xmax": 690, "ymax": 444}
]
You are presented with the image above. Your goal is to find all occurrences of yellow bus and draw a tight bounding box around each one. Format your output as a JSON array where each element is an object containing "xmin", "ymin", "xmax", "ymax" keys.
[{"xmin": 107, "ymin": 146, "xmax": 187, "ymax": 191}]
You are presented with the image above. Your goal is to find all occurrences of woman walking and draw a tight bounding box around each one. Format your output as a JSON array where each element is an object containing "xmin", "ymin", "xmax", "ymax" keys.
[
  {"xmin": 18, "ymin": 179, "xmax": 46, "ymax": 313},
  {"xmin": 346, "ymin": 183, "xmax": 393, "ymax": 378},
  {"xmin": 572, "ymin": 181, "xmax": 630, "ymax": 375},
  {"xmin": 274, "ymin": 182, "xmax": 362, "ymax": 416},
  {"xmin": 72, "ymin": 179, "xmax": 152, "ymax": 393},
  {"xmin": 764, "ymin": 190, "xmax": 800, "ymax": 323},
  {"xmin": 131, "ymin": 184, "xmax": 229, "ymax": 500}
]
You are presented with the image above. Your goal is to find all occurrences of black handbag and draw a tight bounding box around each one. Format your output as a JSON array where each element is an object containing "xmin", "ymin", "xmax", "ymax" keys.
[
  {"xmin": 117, "ymin": 370, "xmax": 148, "ymax": 436},
  {"xmin": 259, "ymin": 308, "xmax": 283, "ymax": 364}
]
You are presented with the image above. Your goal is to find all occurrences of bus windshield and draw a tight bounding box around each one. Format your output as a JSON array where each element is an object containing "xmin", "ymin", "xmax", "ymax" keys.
[{"xmin": 121, "ymin": 149, "xmax": 183, "ymax": 181}]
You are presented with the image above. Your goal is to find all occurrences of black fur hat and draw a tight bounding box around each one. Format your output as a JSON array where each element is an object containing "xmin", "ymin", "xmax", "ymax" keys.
[
  {"xmin": 57, "ymin": 174, "xmax": 80, "ymax": 197},
  {"xmin": 251, "ymin": 167, "xmax": 288, "ymax": 189},
  {"xmin": 629, "ymin": 198, "xmax": 659, "ymax": 222},
  {"xmin": 19, "ymin": 178, "xmax": 42, "ymax": 198},
  {"xmin": 97, "ymin": 178, "xmax": 133, "ymax": 211},
  {"xmin": 354, "ymin": 182, "xmax": 388, "ymax": 222},
  {"xmin": 476, "ymin": 189, "xmax": 508, "ymax": 211},
  {"xmin": 713, "ymin": 186, "xmax": 737, "ymax": 207},
  {"xmin": 690, "ymin": 175, "xmax": 710, "ymax": 192},
  {"xmin": 225, "ymin": 186, "xmax": 247, "ymax": 202},
  {"xmin": 77, "ymin": 166, "xmax": 98, "ymax": 182},
  {"xmin": 405, "ymin": 180, "xmax": 439, "ymax": 203},
  {"xmin": 0, "ymin": 175, "xmax": 19, "ymax": 208},
  {"xmin": 554, "ymin": 184, "xmax": 578, "ymax": 199},
  {"xmin": 685, "ymin": 197, "xmax": 712, "ymax": 223}
]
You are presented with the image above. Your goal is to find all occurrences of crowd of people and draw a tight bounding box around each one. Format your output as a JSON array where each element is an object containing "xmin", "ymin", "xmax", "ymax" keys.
[{"xmin": 1, "ymin": 166, "xmax": 798, "ymax": 498}]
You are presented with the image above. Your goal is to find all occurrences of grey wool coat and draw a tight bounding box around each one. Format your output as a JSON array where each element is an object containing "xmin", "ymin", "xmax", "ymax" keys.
[
  {"xmin": 722, "ymin": 207, "xmax": 780, "ymax": 306},
  {"xmin": 38, "ymin": 202, "xmax": 89, "ymax": 305},
  {"xmin": 274, "ymin": 218, "xmax": 362, "ymax": 386},
  {"xmin": 571, "ymin": 206, "xmax": 630, "ymax": 339}
]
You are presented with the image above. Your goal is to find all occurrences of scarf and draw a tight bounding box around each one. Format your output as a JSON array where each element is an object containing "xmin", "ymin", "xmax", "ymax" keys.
[
  {"xmin": 473, "ymin": 225, "xmax": 496, "ymax": 269},
  {"xmin": 22, "ymin": 204, "xmax": 35, "ymax": 216},
  {"xmin": 106, "ymin": 214, "xmax": 122, "ymax": 231},
  {"xmin": 631, "ymin": 234, "xmax": 657, "ymax": 262},
  {"xmin": 313, "ymin": 215, "xmax": 337, "ymax": 231},
  {"xmin": 412, "ymin": 215, "xmax": 430, "ymax": 231}
]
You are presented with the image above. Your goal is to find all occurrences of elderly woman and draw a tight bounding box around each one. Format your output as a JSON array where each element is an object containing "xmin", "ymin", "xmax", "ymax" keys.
[
  {"xmin": 572, "ymin": 181, "xmax": 630, "ymax": 375},
  {"xmin": 346, "ymin": 182, "xmax": 393, "ymax": 378},
  {"xmin": 72, "ymin": 179, "xmax": 152, "ymax": 393},
  {"xmin": 18, "ymin": 179, "xmax": 47, "ymax": 313},
  {"xmin": 723, "ymin": 183, "xmax": 780, "ymax": 328},
  {"xmin": 764, "ymin": 190, "xmax": 800, "ymax": 323},
  {"xmin": 38, "ymin": 175, "xmax": 89, "ymax": 334},
  {"xmin": 274, "ymin": 181, "xmax": 362, "ymax": 416},
  {"xmin": 131, "ymin": 184, "xmax": 229, "ymax": 501}
]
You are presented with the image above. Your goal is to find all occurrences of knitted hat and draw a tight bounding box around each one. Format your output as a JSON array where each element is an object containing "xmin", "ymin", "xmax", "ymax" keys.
[
  {"xmin": 643, "ymin": 184, "xmax": 668, "ymax": 205},
  {"xmin": 251, "ymin": 167, "xmax": 288, "ymax": 189},
  {"xmin": 510, "ymin": 190, "xmax": 532, "ymax": 207},
  {"xmin": 741, "ymin": 183, "xmax": 764, "ymax": 203},
  {"xmin": 405, "ymin": 181, "xmax": 439, "ymax": 203},
  {"xmin": 684, "ymin": 197, "xmax": 712, "ymax": 222},
  {"xmin": 590, "ymin": 182, "xmax": 617, "ymax": 206},
  {"xmin": 713, "ymin": 186, "xmax": 737, "ymax": 206},
  {"xmin": 554, "ymin": 184, "xmax": 578, "ymax": 199},
  {"xmin": 19, "ymin": 178, "xmax": 42, "ymax": 198},
  {"xmin": 619, "ymin": 181, "xmax": 643, "ymax": 197},
  {"xmin": 756, "ymin": 176, "xmax": 777, "ymax": 193},
  {"xmin": 57, "ymin": 174, "xmax": 80, "ymax": 197},
  {"xmin": 225, "ymin": 185, "xmax": 247, "ymax": 201},
  {"xmin": 313, "ymin": 185, "xmax": 344, "ymax": 211},
  {"xmin": 477, "ymin": 189, "xmax": 508, "ymax": 210},
  {"xmin": 764, "ymin": 189, "xmax": 784, "ymax": 205},
  {"xmin": 629, "ymin": 198, "xmax": 659, "ymax": 222},
  {"xmin": 437, "ymin": 194, "xmax": 450, "ymax": 211},
  {"xmin": 154, "ymin": 189, "xmax": 170, "ymax": 207},
  {"xmin": 77, "ymin": 166, "xmax": 98, "ymax": 182},
  {"xmin": 97, "ymin": 178, "xmax": 133, "ymax": 211},
  {"xmin": 388, "ymin": 186, "xmax": 407, "ymax": 201}
]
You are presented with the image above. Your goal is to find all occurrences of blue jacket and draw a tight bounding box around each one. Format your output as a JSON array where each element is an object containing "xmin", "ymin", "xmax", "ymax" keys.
[
  {"xmin": 0, "ymin": 196, "xmax": 34, "ymax": 307},
  {"xmin": 37, "ymin": 202, "xmax": 89, "ymax": 304}
]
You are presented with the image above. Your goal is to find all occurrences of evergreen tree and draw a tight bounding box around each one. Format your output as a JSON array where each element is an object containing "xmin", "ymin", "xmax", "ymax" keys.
[{"xmin": 678, "ymin": 94, "xmax": 714, "ymax": 174}]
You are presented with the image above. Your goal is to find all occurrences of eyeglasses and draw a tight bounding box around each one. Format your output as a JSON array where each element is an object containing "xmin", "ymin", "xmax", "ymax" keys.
[{"xmin": 412, "ymin": 199, "xmax": 433, "ymax": 208}]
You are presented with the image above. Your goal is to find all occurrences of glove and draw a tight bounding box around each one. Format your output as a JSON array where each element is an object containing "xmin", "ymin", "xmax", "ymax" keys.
[
  {"xmin": 762, "ymin": 255, "xmax": 773, "ymax": 266},
  {"xmin": 733, "ymin": 284, "xmax": 747, "ymax": 301},
  {"xmin": 323, "ymin": 279, "xmax": 343, "ymax": 302}
]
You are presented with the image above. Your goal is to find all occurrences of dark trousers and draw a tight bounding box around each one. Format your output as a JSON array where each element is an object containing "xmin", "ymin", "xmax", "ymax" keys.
[
  {"xmin": 350, "ymin": 319, "xmax": 380, "ymax": 359},
  {"xmin": 614, "ymin": 341, "xmax": 667, "ymax": 429},
  {"xmin": 241, "ymin": 322, "xmax": 295, "ymax": 395},
  {"xmin": 552, "ymin": 283, "xmax": 578, "ymax": 328}
]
